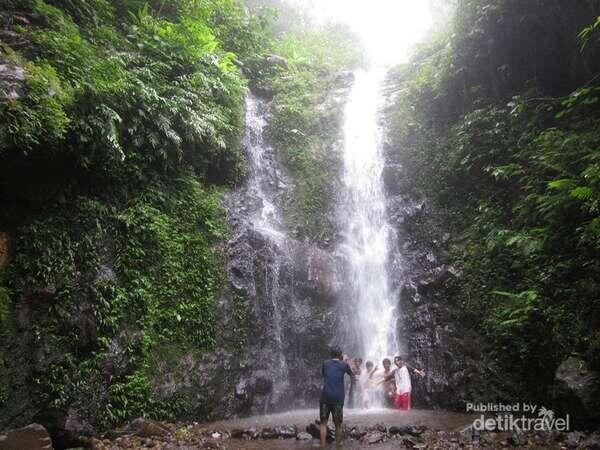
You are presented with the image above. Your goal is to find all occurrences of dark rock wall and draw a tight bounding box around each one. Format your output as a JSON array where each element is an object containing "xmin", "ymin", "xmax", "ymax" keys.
[
  {"xmin": 216, "ymin": 85, "xmax": 348, "ymax": 416},
  {"xmin": 380, "ymin": 82, "xmax": 488, "ymax": 411}
]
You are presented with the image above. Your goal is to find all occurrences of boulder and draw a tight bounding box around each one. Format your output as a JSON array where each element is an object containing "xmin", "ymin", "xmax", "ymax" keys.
[
  {"xmin": 349, "ymin": 426, "xmax": 366, "ymax": 439},
  {"xmin": 274, "ymin": 424, "xmax": 297, "ymax": 438},
  {"xmin": 305, "ymin": 422, "xmax": 320, "ymax": 439},
  {"xmin": 32, "ymin": 408, "xmax": 93, "ymax": 449},
  {"xmin": 401, "ymin": 436, "xmax": 421, "ymax": 448},
  {"xmin": 564, "ymin": 431, "xmax": 585, "ymax": 447},
  {"xmin": 124, "ymin": 418, "xmax": 170, "ymax": 438},
  {"xmin": 0, "ymin": 423, "xmax": 53, "ymax": 450},
  {"xmin": 584, "ymin": 432, "xmax": 600, "ymax": 449},
  {"xmin": 296, "ymin": 432, "xmax": 313, "ymax": 440},
  {"xmin": 399, "ymin": 425, "xmax": 426, "ymax": 437},
  {"xmin": 230, "ymin": 429, "xmax": 244, "ymax": 439},
  {"xmin": 259, "ymin": 427, "xmax": 277, "ymax": 439},
  {"xmin": 552, "ymin": 356, "xmax": 600, "ymax": 428}
]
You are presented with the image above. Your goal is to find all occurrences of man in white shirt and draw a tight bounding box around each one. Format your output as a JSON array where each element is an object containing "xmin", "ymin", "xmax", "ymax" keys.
[{"xmin": 382, "ymin": 356, "xmax": 425, "ymax": 410}]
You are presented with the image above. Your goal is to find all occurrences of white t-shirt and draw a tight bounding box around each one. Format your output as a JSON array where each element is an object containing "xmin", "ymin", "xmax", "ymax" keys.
[{"xmin": 394, "ymin": 366, "xmax": 411, "ymax": 394}]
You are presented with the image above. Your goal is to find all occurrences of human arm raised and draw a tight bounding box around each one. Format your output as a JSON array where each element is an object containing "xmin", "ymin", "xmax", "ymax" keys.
[{"xmin": 405, "ymin": 363, "xmax": 425, "ymax": 378}]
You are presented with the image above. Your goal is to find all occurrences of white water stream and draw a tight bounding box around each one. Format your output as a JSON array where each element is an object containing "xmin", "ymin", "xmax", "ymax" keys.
[
  {"xmin": 241, "ymin": 72, "xmax": 401, "ymax": 411},
  {"xmin": 338, "ymin": 69, "xmax": 399, "ymax": 363},
  {"xmin": 242, "ymin": 94, "xmax": 289, "ymax": 410}
]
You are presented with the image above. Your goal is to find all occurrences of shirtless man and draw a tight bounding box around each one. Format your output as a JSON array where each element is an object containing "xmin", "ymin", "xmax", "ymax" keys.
[
  {"xmin": 361, "ymin": 361, "xmax": 379, "ymax": 408},
  {"xmin": 380, "ymin": 358, "xmax": 396, "ymax": 407}
]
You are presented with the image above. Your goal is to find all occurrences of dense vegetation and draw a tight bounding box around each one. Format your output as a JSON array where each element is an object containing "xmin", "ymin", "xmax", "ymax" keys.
[
  {"xmin": 0, "ymin": 0, "xmax": 359, "ymax": 432},
  {"xmin": 0, "ymin": 0, "xmax": 261, "ymax": 429},
  {"xmin": 256, "ymin": 23, "xmax": 362, "ymax": 241},
  {"xmin": 5, "ymin": 0, "xmax": 598, "ymax": 438},
  {"xmin": 386, "ymin": 0, "xmax": 600, "ymax": 404}
]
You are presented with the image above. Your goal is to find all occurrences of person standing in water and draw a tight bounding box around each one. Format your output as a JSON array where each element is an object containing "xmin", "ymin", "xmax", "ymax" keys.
[
  {"xmin": 347, "ymin": 357, "xmax": 363, "ymax": 408},
  {"xmin": 319, "ymin": 347, "xmax": 354, "ymax": 446},
  {"xmin": 380, "ymin": 358, "xmax": 396, "ymax": 407},
  {"xmin": 361, "ymin": 360, "xmax": 380, "ymax": 408},
  {"xmin": 382, "ymin": 356, "xmax": 425, "ymax": 410}
]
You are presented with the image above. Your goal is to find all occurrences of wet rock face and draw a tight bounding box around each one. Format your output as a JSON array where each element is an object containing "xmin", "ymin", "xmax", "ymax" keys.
[
  {"xmin": 383, "ymin": 190, "xmax": 484, "ymax": 409},
  {"xmin": 209, "ymin": 83, "xmax": 351, "ymax": 418},
  {"xmin": 222, "ymin": 188, "xmax": 338, "ymax": 416},
  {"xmin": 552, "ymin": 356, "xmax": 600, "ymax": 429},
  {"xmin": 380, "ymin": 95, "xmax": 486, "ymax": 410}
]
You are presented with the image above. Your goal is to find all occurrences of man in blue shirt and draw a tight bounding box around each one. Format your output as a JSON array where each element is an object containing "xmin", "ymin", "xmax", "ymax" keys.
[{"xmin": 319, "ymin": 347, "xmax": 354, "ymax": 446}]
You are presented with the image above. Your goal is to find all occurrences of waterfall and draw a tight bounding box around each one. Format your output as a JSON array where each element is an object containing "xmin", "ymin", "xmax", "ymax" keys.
[
  {"xmin": 241, "ymin": 94, "xmax": 289, "ymax": 411},
  {"xmin": 243, "ymin": 95, "xmax": 285, "ymax": 241},
  {"xmin": 337, "ymin": 69, "xmax": 400, "ymax": 364},
  {"xmin": 235, "ymin": 77, "xmax": 401, "ymax": 413}
]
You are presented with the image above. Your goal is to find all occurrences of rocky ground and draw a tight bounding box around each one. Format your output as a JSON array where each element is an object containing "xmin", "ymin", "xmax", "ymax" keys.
[
  {"xmin": 88, "ymin": 426, "xmax": 600, "ymax": 450},
  {"xmin": 2, "ymin": 409, "xmax": 599, "ymax": 450}
]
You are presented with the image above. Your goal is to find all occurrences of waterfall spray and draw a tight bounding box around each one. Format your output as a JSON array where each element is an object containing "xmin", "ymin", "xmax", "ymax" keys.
[{"xmin": 337, "ymin": 69, "xmax": 400, "ymax": 379}]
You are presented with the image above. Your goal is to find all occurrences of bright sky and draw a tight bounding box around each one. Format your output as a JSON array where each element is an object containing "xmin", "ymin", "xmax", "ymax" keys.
[{"xmin": 290, "ymin": 0, "xmax": 436, "ymax": 66}]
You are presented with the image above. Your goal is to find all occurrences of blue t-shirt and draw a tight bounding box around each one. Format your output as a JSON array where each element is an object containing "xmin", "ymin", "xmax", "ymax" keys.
[{"xmin": 320, "ymin": 359, "xmax": 353, "ymax": 405}]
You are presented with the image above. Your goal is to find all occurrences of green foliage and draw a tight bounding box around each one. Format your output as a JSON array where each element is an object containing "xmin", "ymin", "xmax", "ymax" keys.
[
  {"xmin": 0, "ymin": 0, "xmax": 271, "ymax": 429},
  {"xmin": 115, "ymin": 176, "xmax": 226, "ymax": 349},
  {"xmin": 0, "ymin": 48, "xmax": 71, "ymax": 153},
  {"xmin": 386, "ymin": 0, "xmax": 600, "ymax": 401},
  {"xmin": 273, "ymin": 25, "xmax": 363, "ymax": 71},
  {"xmin": 1, "ymin": 0, "xmax": 250, "ymax": 180},
  {"xmin": 204, "ymin": 0, "xmax": 275, "ymax": 61},
  {"xmin": 259, "ymin": 25, "xmax": 363, "ymax": 240},
  {"xmin": 578, "ymin": 15, "xmax": 600, "ymax": 51},
  {"xmin": 488, "ymin": 290, "xmax": 541, "ymax": 332},
  {"xmin": 2, "ymin": 175, "xmax": 229, "ymax": 428}
]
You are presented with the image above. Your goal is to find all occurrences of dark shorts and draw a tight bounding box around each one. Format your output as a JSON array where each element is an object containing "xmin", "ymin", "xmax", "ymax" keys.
[{"xmin": 319, "ymin": 402, "xmax": 343, "ymax": 426}]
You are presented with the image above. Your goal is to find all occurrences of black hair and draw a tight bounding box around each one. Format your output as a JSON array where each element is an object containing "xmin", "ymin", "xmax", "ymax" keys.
[
  {"xmin": 365, "ymin": 360, "xmax": 374, "ymax": 368},
  {"xmin": 330, "ymin": 347, "xmax": 343, "ymax": 359},
  {"xmin": 383, "ymin": 358, "xmax": 391, "ymax": 364}
]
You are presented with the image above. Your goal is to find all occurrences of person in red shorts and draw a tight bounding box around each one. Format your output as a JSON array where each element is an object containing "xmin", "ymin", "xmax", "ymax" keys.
[{"xmin": 381, "ymin": 356, "xmax": 425, "ymax": 410}]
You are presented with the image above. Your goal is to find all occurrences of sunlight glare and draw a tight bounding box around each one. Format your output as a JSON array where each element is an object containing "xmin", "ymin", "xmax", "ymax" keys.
[{"xmin": 290, "ymin": 0, "xmax": 434, "ymax": 66}]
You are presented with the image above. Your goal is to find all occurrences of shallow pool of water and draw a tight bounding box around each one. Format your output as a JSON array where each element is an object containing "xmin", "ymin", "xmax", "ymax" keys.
[{"xmin": 198, "ymin": 408, "xmax": 476, "ymax": 434}]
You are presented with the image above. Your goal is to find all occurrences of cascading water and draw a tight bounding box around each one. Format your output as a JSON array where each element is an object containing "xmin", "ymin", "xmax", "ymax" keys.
[
  {"xmin": 243, "ymin": 95, "xmax": 285, "ymax": 240},
  {"xmin": 233, "ymin": 76, "xmax": 403, "ymax": 414},
  {"xmin": 337, "ymin": 69, "xmax": 400, "ymax": 368},
  {"xmin": 241, "ymin": 94, "xmax": 290, "ymax": 411}
]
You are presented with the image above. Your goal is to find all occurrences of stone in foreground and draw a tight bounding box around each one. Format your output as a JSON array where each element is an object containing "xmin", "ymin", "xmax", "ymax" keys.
[{"xmin": 0, "ymin": 423, "xmax": 53, "ymax": 450}]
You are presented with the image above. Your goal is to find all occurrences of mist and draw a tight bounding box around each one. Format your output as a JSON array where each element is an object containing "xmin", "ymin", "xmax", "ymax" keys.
[{"xmin": 284, "ymin": 0, "xmax": 450, "ymax": 65}]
